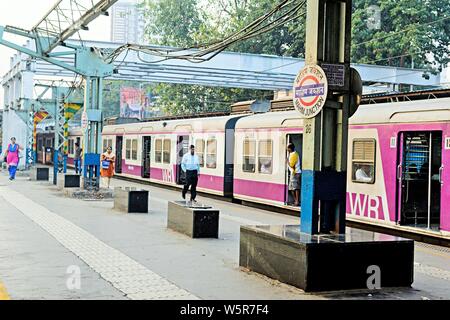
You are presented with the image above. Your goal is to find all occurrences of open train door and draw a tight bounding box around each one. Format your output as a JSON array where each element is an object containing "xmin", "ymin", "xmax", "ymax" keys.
[
  {"xmin": 285, "ymin": 134, "xmax": 302, "ymax": 206},
  {"xmin": 176, "ymin": 135, "xmax": 189, "ymax": 185},
  {"xmin": 396, "ymin": 131, "xmax": 442, "ymax": 230},
  {"xmin": 115, "ymin": 136, "xmax": 123, "ymax": 174}
]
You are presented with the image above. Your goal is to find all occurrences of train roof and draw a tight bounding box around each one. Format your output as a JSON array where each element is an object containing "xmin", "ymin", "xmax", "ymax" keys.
[
  {"xmin": 350, "ymin": 97, "xmax": 450, "ymax": 125},
  {"xmin": 235, "ymin": 110, "xmax": 303, "ymax": 130},
  {"xmin": 103, "ymin": 114, "xmax": 243, "ymax": 134}
]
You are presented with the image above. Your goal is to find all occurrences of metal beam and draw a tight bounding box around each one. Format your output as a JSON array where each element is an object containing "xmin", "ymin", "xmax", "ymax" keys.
[
  {"xmin": 21, "ymin": 40, "xmax": 441, "ymax": 89},
  {"xmin": 33, "ymin": 0, "xmax": 118, "ymax": 54}
]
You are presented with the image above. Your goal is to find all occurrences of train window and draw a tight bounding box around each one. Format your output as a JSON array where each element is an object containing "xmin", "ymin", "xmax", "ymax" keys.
[
  {"xmin": 258, "ymin": 140, "xmax": 273, "ymax": 174},
  {"xmin": 352, "ymin": 139, "xmax": 376, "ymax": 184},
  {"xmin": 103, "ymin": 139, "xmax": 113, "ymax": 152},
  {"xmin": 131, "ymin": 139, "xmax": 138, "ymax": 160},
  {"xmin": 195, "ymin": 139, "xmax": 205, "ymax": 167},
  {"xmin": 206, "ymin": 139, "xmax": 217, "ymax": 169},
  {"xmin": 155, "ymin": 139, "xmax": 162, "ymax": 163},
  {"xmin": 243, "ymin": 139, "xmax": 256, "ymax": 173},
  {"xmin": 125, "ymin": 139, "xmax": 131, "ymax": 160},
  {"xmin": 163, "ymin": 139, "xmax": 171, "ymax": 164}
]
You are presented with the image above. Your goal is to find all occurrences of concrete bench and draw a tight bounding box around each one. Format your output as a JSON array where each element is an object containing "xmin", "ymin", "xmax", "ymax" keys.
[
  {"xmin": 30, "ymin": 167, "xmax": 49, "ymax": 181},
  {"xmin": 239, "ymin": 225, "xmax": 414, "ymax": 292},
  {"xmin": 167, "ymin": 201, "xmax": 219, "ymax": 238},
  {"xmin": 113, "ymin": 187, "xmax": 149, "ymax": 213},
  {"xmin": 57, "ymin": 174, "xmax": 81, "ymax": 189}
]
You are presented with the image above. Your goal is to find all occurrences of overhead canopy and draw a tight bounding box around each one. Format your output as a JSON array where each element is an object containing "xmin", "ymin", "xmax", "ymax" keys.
[{"xmin": 21, "ymin": 40, "xmax": 442, "ymax": 91}]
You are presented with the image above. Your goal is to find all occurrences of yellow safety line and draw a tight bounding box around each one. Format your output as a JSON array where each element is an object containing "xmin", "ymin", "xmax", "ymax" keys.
[{"xmin": 0, "ymin": 281, "xmax": 10, "ymax": 300}]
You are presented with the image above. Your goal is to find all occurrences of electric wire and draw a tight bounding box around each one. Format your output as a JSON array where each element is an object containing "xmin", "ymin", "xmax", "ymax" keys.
[{"xmin": 102, "ymin": 0, "xmax": 307, "ymax": 64}]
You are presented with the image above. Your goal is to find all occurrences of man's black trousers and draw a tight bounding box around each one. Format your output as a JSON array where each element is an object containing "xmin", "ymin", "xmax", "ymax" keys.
[{"xmin": 182, "ymin": 170, "xmax": 199, "ymax": 200}]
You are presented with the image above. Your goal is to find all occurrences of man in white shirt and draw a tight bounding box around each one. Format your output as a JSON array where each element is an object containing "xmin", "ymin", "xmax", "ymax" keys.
[{"xmin": 181, "ymin": 145, "xmax": 201, "ymax": 202}]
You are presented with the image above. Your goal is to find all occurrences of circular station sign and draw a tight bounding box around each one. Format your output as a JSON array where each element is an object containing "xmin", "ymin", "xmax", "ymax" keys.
[{"xmin": 293, "ymin": 65, "xmax": 328, "ymax": 118}]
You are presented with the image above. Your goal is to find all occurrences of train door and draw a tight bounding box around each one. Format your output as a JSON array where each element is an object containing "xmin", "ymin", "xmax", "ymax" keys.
[
  {"xmin": 285, "ymin": 134, "xmax": 303, "ymax": 206},
  {"xmin": 115, "ymin": 136, "xmax": 123, "ymax": 174},
  {"xmin": 396, "ymin": 131, "xmax": 441, "ymax": 230},
  {"xmin": 141, "ymin": 136, "xmax": 151, "ymax": 178},
  {"xmin": 176, "ymin": 135, "xmax": 190, "ymax": 185}
]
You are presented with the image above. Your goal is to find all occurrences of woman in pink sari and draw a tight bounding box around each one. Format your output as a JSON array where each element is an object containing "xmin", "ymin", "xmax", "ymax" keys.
[{"xmin": 4, "ymin": 137, "xmax": 23, "ymax": 180}]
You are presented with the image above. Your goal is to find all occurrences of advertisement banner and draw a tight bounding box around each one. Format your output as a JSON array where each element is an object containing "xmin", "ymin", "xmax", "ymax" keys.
[{"xmin": 120, "ymin": 87, "xmax": 147, "ymax": 120}]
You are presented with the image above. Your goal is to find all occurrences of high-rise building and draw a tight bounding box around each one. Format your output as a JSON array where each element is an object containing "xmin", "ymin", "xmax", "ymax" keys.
[{"xmin": 111, "ymin": 0, "xmax": 145, "ymax": 44}]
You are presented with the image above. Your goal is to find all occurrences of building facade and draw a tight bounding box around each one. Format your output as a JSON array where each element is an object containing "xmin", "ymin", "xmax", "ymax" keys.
[{"xmin": 111, "ymin": 0, "xmax": 145, "ymax": 44}]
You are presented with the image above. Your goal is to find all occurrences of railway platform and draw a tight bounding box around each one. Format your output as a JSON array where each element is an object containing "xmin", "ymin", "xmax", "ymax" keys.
[{"xmin": 0, "ymin": 170, "xmax": 449, "ymax": 300}]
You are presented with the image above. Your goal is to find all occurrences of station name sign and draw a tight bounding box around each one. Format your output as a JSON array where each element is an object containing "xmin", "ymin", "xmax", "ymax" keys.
[{"xmin": 293, "ymin": 65, "xmax": 328, "ymax": 118}]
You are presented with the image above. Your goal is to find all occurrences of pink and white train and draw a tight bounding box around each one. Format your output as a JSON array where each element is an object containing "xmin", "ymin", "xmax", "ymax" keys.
[{"xmin": 64, "ymin": 98, "xmax": 450, "ymax": 240}]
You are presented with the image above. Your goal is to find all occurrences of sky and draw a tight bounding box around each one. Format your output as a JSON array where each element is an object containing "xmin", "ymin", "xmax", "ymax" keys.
[
  {"xmin": 0, "ymin": 0, "xmax": 119, "ymax": 106},
  {"xmin": 0, "ymin": 0, "xmax": 113, "ymax": 78}
]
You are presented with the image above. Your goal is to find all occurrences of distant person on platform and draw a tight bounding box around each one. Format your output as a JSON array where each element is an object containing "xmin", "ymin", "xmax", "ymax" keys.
[
  {"xmin": 74, "ymin": 142, "xmax": 83, "ymax": 175},
  {"xmin": 287, "ymin": 143, "xmax": 301, "ymax": 206},
  {"xmin": 100, "ymin": 146, "xmax": 115, "ymax": 189},
  {"xmin": 4, "ymin": 137, "xmax": 23, "ymax": 181},
  {"xmin": 181, "ymin": 145, "xmax": 200, "ymax": 203}
]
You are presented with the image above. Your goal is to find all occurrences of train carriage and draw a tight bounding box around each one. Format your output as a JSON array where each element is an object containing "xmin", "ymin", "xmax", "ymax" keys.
[
  {"xmin": 101, "ymin": 115, "xmax": 243, "ymax": 196},
  {"xmin": 233, "ymin": 110, "xmax": 303, "ymax": 208},
  {"xmin": 347, "ymin": 98, "xmax": 450, "ymax": 237},
  {"xmin": 66, "ymin": 127, "xmax": 83, "ymax": 167},
  {"xmin": 59, "ymin": 97, "xmax": 450, "ymax": 241}
]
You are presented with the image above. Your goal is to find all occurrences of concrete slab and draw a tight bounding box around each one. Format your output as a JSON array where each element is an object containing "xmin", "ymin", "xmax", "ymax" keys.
[
  {"xmin": 113, "ymin": 187, "xmax": 149, "ymax": 213},
  {"xmin": 167, "ymin": 201, "xmax": 219, "ymax": 238},
  {"xmin": 30, "ymin": 167, "xmax": 50, "ymax": 181},
  {"xmin": 240, "ymin": 225, "xmax": 414, "ymax": 291}
]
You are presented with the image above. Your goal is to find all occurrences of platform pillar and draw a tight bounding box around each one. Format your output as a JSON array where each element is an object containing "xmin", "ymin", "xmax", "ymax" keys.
[
  {"xmin": 82, "ymin": 77, "xmax": 103, "ymax": 190},
  {"xmin": 300, "ymin": 0, "xmax": 353, "ymax": 235}
]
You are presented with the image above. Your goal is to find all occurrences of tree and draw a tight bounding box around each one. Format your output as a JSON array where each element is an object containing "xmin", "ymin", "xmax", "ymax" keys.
[
  {"xmin": 202, "ymin": 0, "xmax": 306, "ymax": 57},
  {"xmin": 352, "ymin": 0, "xmax": 450, "ymax": 73},
  {"xmin": 138, "ymin": 0, "xmax": 450, "ymax": 114},
  {"xmin": 138, "ymin": 0, "xmax": 275, "ymax": 116},
  {"xmin": 141, "ymin": 0, "xmax": 203, "ymax": 47}
]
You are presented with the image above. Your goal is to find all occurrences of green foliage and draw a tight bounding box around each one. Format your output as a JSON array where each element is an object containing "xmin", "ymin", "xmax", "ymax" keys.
[
  {"xmin": 202, "ymin": 0, "xmax": 305, "ymax": 57},
  {"xmin": 138, "ymin": 0, "xmax": 279, "ymax": 116},
  {"xmin": 352, "ymin": 0, "xmax": 450, "ymax": 72},
  {"xmin": 136, "ymin": 0, "xmax": 449, "ymax": 115},
  {"xmin": 141, "ymin": 0, "xmax": 203, "ymax": 47},
  {"xmin": 154, "ymin": 83, "xmax": 270, "ymax": 116}
]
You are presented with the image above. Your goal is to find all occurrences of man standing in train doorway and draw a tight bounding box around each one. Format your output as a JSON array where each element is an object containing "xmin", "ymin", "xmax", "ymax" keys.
[
  {"xmin": 181, "ymin": 145, "xmax": 200, "ymax": 203},
  {"xmin": 287, "ymin": 143, "xmax": 301, "ymax": 206}
]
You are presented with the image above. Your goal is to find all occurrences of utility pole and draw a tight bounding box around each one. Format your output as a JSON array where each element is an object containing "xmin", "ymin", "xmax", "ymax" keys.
[{"xmin": 298, "ymin": 0, "xmax": 360, "ymax": 235}]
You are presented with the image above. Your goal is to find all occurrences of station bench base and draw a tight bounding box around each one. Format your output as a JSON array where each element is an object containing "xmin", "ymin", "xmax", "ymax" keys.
[
  {"xmin": 114, "ymin": 187, "xmax": 149, "ymax": 213},
  {"xmin": 30, "ymin": 167, "xmax": 49, "ymax": 181},
  {"xmin": 167, "ymin": 201, "xmax": 219, "ymax": 238},
  {"xmin": 239, "ymin": 225, "xmax": 414, "ymax": 292},
  {"xmin": 57, "ymin": 174, "xmax": 80, "ymax": 189}
]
